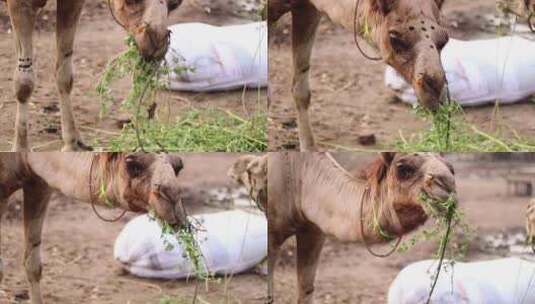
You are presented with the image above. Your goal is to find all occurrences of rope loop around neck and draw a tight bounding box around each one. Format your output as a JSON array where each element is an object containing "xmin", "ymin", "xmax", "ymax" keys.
[
  {"xmin": 89, "ymin": 154, "xmax": 127, "ymax": 223},
  {"xmin": 353, "ymin": 0, "xmax": 383, "ymax": 61},
  {"xmin": 324, "ymin": 152, "xmax": 402, "ymax": 257}
]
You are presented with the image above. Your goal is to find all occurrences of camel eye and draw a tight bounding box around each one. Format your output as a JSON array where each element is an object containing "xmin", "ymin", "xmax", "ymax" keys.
[
  {"xmin": 396, "ymin": 163, "xmax": 415, "ymax": 180},
  {"xmin": 125, "ymin": 156, "xmax": 145, "ymax": 177},
  {"xmin": 389, "ymin": 31, "xmax": 409, "ymax": 52}
]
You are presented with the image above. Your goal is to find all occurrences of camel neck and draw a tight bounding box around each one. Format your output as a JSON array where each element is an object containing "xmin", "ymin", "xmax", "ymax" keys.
[
  {"xmin": 299, "ymin": 154, "xmax": 396, "ymax": 242},
  {"xmin": 310, "ymin": 0, "xmax": 382, "ymax": 48},
  {"xmin": 25, "ymin": 153, "xmax": 121, "ymax": 207}
]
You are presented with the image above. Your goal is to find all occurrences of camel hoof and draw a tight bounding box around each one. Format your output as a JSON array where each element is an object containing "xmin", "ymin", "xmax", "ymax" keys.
[{"xmin": 61, "ymin": 140, "xmax": 93, "ymax": 152}]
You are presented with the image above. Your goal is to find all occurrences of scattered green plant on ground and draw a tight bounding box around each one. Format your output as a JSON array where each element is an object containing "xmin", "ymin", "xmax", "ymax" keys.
[
  {"xmin": 396, "ymin": 102, "xmax": 535, "ymax": 152},
  {"xmin": 96, "ymin": 36, "xmax": 266, "ymax": 152},
  {"xmin": 108, "ymin": 108, "xmax": 267, "ymax": 152}
]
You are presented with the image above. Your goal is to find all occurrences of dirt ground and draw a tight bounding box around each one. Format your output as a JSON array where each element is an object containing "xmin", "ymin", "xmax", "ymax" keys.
[
  {"xmin": 0, "ymin": 153, "xmax": 267, "ymax": 304},
  {"xmin": 268, "ymin": 0, "xmax": 535, "ymax": 151},
  {"xmin": 0, "ymin": 0, "xmax": 266, "ymax": 151},
  {"xmin": 272, "ymin": 154, "xmax": 535, "ymax": 303}
]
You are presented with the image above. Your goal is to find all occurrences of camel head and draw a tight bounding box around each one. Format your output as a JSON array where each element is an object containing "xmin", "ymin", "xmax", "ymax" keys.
[
  {"xmin": 228, "ymin": 155, "xmax": 268, "ymax": 208},
  {"xmin": 526, "ymin": 198, "xmax": 535, "ymax": 244},
  {"xmin": 109, "ymin": 0, "xmax": 183, "ymax": 60},
  {"xmin": 110, "ymin": 153, "xmax": 186, "ymax": 226},
  {"xmin": 365, "ymin": 152, "xmax": 456, "ymax": 236},
  {"xmin": 371, "ymin": 0, "xmax": 449, "ymax": 111}
]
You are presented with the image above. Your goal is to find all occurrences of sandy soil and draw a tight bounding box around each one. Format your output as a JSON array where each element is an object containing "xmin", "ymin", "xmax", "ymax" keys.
[
  {"xmin": 271, "ymin": 154, "xmax": 535, "ymax": 303},
  {"xmin": 268, "ymin": 0, "xmax": 535, "ymax": 151},
  {"xmin": 0, "ymin": 0, "xmax": 266, "ymax": 151},
  {"xmin": 0, "ymin": 153, "xmax": 267, "ymax": 304}
]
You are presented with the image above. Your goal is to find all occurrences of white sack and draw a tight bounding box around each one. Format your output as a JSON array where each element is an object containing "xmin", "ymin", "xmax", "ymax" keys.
[
  {"xmin": 164, "ymin": 22, "xmax": 268, "ymax": 92},
  {"xmin": 388, "ymin": 258, "xmax": 535, "ymax": 304},
  {"xmin": 385, "ymin": 36, "xmax": 535, "ymax": 106},
  {"xmin": 114, "ymin": 210, "xmax": 267, "ymax": 279}
]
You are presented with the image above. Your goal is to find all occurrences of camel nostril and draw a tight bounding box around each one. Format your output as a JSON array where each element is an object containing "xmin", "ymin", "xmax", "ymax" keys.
[
  {"xmin": 432, "ymin": 175, "xmax": 454, "ymax": 193},
  {"xmin": 422, "ymin": 74, "xmax": 442, "ymax": 96}
]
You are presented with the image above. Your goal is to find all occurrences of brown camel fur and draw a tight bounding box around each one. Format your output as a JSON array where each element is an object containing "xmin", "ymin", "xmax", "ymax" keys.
[
  {"xmin": 228, "ymin": 154, "xmax": 268, "ymax": 211},
  {"xmin": 0, "ymin": 152, "xmax": 186, "ymax": 304},
  {"xmin": 268, "ymin": 0, "xmax": 449, "ymax": 151},
  {"xmin": 267, "ymin": 152, "xmax": 456, "ymax": 304},
  {"xmin": 6, "ymin": 0, "xmax": 182, "ymax": 152}
]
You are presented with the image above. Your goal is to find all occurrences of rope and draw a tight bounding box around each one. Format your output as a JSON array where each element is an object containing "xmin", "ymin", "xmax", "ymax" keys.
[
  {"xmin": 324, "ymin": 152, "xmax": 402, "ymax": 257},
  {"xmin": 359, "ymin": 186, "xmax": 402, "ymax": 258},
  {"xmin": 107, "ymin": 0, "xmax": 127, "ymax": 30},
  {"xmin": 353, "ymin": 0, "xmax": 382, "ymax": 61},
  {"xmin": 89, "ymin": 154, "xmax": 127, "ymax": 223}
]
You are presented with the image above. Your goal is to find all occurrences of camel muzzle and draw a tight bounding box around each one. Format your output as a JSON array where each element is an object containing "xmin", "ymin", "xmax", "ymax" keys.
[{"xmin": 135, "ymin": 25, "xmax": 170, "ymax": 60}]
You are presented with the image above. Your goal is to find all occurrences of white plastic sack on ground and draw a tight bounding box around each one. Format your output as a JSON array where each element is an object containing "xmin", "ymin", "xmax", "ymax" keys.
[
  {"xmin": 388, "ymin": 258, "xmax": 535, "ymax": 304},
  {"xmin": 114, "ymin": 210, "xmax": 267, "ymax": 279},
  {"xmin": 385, "ymin": 36, "xmax": 535, "ymax": 106},
  {"xmin": 163, "ymin": 22, "xmax": 267, "ymax": 92}
]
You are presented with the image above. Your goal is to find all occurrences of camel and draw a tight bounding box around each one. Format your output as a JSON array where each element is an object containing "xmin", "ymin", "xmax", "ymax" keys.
[
  {"xmin": 5, "ymin": 0, "xmax": 182, "ymax": 152},
  {"xmin": 268, "ymin": 0, "xmax": 449, "ymax": 151},
  {"xmin": 0, "ymin": 152, "xmax": 186, "ymax": 304},
  {"xmin": 228, "ymin": 154, "xmax": 268, "ymax": 211},
  {"xmin": 526, "ymin": 198, "xmax": 535, "ymax": 243},
  {"xmin": 267, "ymin": 152, "xmax": 456, "ymax": 304}
]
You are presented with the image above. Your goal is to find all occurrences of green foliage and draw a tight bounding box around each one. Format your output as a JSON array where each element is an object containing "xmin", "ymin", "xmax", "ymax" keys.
[
  {"xmin": 397, "ymin": 193, "xmax": 474, "ymax": 304},
  {"xmin": 108, "ymin": 108, "xmax": 267, "ymax": 152},
  {"xmin": 96, "ymin": 36, "xmax": 266, "ymax": 152},
  {"xmin": 396, "ymin": 102, "xmax": 535, "ymax": 152},
  {"xmin": 150, "ymin": 211, "xmax": 209, "ymax": 281}
]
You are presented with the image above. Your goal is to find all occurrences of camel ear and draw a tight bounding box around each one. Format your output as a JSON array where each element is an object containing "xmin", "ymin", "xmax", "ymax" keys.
[
  {"xmin": 373, "ymin": 0, "xmax": 396, "ymax": 15},
  {"xmin": 167, "ymin": 0, "xmax": 182, "ymax": 11},
  {"xmin": 228, "ymin": 155, "xmax": 256, "ymax": 183},
  {"xmin": 380, "ymin": 152, "xmax": 396, "ymax": 166},
  {"xmin": 167, "ymin": 155, "xmax": 184, "ymax": 176}
]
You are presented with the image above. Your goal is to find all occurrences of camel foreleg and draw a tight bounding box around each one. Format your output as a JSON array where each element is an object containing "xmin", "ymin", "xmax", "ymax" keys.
[
  {"xmin": 22, "ymin": 179, "xmax": 51, "ymax": 304},
  {"xmin": 56, "ymin": 0, "xmax": 91, "ymax": 151},
  {"xmin": 268, "ymin": 232, "xmax": 287, "ymax": 304},
  {"xmin": 296, "ymin": 226, "xmax": 325, "ymax": 304},
  {"xmin": 0, "ymin": 197, "xmax": 7, "ymax": 282},
  {"xmin": 7, "ymin": 0, "xmax": 38, "ymax": 151},
  {"xmin": 291, "ymin": 5, "xmax": 321, "ymax": 152}
]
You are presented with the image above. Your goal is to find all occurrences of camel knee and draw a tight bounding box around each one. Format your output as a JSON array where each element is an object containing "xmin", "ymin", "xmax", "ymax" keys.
[
  {"xmin": 14, "ymin": 58, "xmax": 35, "ymax": 103},
  {"xmin": 24, "ymin": 258, "xmax": 42, "ymax": 285},
  {"xmin": 292, "ymin": 67, "xmax": 312, "ymax": 111},
  {"xmin": 56, "ymin": 55, "xmax": 73, "ymax": 95},
  {"xmin": 24, "ymin": 242, "xmax": 42, "ymax": 283},
  {"xmin": 298, "ymin": 286, "xmax": 315, "ymax": 304}
]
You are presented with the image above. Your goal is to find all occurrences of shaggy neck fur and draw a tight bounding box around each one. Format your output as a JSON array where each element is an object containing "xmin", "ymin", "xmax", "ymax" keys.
[{"xmin": 300, "ymin": 154, "xmax": 402, "ymax": 243}]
